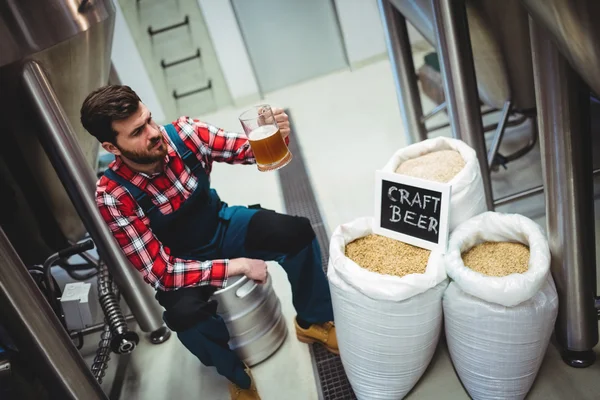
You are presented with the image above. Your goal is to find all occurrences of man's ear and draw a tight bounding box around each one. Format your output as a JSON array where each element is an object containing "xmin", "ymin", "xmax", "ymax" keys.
[{"xmin": 102, "ymin": 142, "xmax": 121, "ymax": 156}]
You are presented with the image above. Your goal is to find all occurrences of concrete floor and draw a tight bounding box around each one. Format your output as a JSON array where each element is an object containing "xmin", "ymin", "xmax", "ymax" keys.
[{"xmin": 70, "ymin": 49, "xmax": 600, "ymax": 399}]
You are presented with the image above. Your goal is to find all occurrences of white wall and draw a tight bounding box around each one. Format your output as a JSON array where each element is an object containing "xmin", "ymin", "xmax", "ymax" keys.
[
  {"xmin": 197, "ymin": 0, "xmax": 260, "ymax": 103},
  {"xmin": 111, "ymin": 2, "xmax": 166, "ymax": 122},
  {"xmin": 334, "ymin": 0, "xmax": 426, "ymax": 66},
  {"xmin": 334, "ymin": 0, "xmax": 387, "ymax": 65},
  {"xmin": 193, "ymin": 0, "xmax": 427, "ymax": 104}
]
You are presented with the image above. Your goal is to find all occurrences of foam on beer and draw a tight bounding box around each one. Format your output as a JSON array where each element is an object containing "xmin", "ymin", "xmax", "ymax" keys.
[
  {"xmin": 246, "ymin": 123, "xmax": 289, "ymax": 168},
  {"xmin": 249, "ymin": 125, "xmax": 279, "ymax": 140}
]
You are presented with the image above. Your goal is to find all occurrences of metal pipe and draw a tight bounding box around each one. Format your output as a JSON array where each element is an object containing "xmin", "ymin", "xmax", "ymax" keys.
[
  {"xmin": 43, "ymin": 252, "xmax": 63, "ymax": 318},
  {"xmin": 502, "ymin": 117, "xmax": 538, "ymax": 164},
  {"xmin": 421, "ymin": 102, "xmax": 447, "ymax": 123},
  {"xmin": 494, "ymin": 185, "xmax": 543, "ymax": 208},
  {"xmin": 530, "ymin": 19, "xmax": 598, "ymax": 368},
  {"xmin": 21, "ymin": 61, "xmax": 167, "ymax": 337},
  {"xmin": 75, "ymin": 249, "xmax": 100, "ymax": 267},
  {"xmin": 493, "ymin": 168, "xmax": 600, "ymax": 208},
  {"xmin": 487, "ymin": 101, "xmax": 512, "ymax": 168},
  {"xmin": 425, "ymin": 106, "xmax": 506, "ymax": 132},
  {"xmin": 0, "ymin": 228, "xmax": 107, "ymax": 399},
  {"xmin": 425, "ymin": 121, "xmax": 452, "ymax": 133},
  {"xmin": 431, "ymin": 0, "xmax": 494, "ymax": 210},
  {"xmin": 70, "ymin": 315, "xmax": 136, "ymax": 338},
  {"xmin": 379, "ymin": 0, "xmax": 428, "ymax": 144}
]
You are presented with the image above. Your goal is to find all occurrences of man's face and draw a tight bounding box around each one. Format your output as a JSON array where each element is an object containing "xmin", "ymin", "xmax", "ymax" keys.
[{"xmin": 103, "ymin": 102, "xmax": 168, "ymax": 165}]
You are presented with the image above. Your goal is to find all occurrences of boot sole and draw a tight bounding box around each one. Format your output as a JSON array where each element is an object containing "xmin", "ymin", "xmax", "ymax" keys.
[
  {"xmin": 296, "ymin": 332, "xmax": 340, "ymax": 355},
  {"xmin": 230, "ymin": 385, "xmax": 261, "ymax": 400}
]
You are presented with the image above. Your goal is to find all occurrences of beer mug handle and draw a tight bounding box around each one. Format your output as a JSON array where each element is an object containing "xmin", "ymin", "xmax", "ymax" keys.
[{"xmin": 257, "ymin": 106, "xmax": 275, "ymax": 127}]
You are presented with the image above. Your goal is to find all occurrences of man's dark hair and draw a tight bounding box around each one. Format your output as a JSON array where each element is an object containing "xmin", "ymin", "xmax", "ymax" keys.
[{"xmin": 80, "ymin": 85, "xmax": 141, "ymax": 144}]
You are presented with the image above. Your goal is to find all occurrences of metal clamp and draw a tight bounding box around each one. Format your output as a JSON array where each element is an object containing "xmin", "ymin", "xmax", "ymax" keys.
[
  {"xmin": 161, "ymin": 48, "xmax": 201, "ymax": 69},
  {"xmin": 148, "ymin": 15, "xmax": 189, "ymax": 37},
  {"xmin": 173, "ymin": 80, "xmax": 212, "ymax": 100}
]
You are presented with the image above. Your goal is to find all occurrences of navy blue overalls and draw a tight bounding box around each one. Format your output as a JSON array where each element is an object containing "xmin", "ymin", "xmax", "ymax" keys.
[{"xmin": 104, "ymin": 124, "xmax": 333, "ymax": 387}]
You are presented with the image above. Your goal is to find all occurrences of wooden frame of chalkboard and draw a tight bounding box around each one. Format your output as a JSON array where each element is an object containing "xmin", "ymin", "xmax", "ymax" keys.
[{"xmin": 374, "ymin": 170, "xmax": 452, "ymax": 252}]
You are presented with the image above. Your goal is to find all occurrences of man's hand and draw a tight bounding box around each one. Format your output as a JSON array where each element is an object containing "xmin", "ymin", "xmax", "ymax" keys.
[
  {"xmin": 228, "ymin": 258, "xmax": 268, "ymax": 284},
  {"xmin": 272, "ymin": 107, "xmax": 290, "ymax": 140},
  {"xmin": 259, "ymin": 107, "xmax": 290, "ymax": 140}
]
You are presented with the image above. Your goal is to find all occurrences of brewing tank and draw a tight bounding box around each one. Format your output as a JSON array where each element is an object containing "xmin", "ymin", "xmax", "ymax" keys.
[
  {"xmin": 0, "ymin": 0, "xmax": 115, "ymax": 264},
  {"xmin": 521, "ymin": 0, "xmax": 600, "ymax": 96}
]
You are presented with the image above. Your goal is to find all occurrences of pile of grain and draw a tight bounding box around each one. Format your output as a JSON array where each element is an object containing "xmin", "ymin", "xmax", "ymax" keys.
[
  {"xmin": 345, "ymin": 234, "xmax": 429, "ymax": 277},
  {"xmin": 395, "ymin": 150, "xmax": 465, "ymax": 183},
  {"xmin": 461, "ymin": 242, "xmax": 530, "ymax": 277}
]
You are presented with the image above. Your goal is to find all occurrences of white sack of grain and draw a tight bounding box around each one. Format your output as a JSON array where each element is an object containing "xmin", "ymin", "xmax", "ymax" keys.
[
  {"xmin": 443, "ymin": 212, "xmax": 559, "ymax": 400},
  {"xmin": 382, "ymin": 136, "xmax": 486, "ymax": 231},
  {"xmin": 328, "ymin": 217, "xmax": 448, "ymax": 400}
]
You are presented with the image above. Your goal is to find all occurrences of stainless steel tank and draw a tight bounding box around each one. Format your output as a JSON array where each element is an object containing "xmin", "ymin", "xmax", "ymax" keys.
[
  {"xmin": 0, "ymin": 0, "xmax": 114, "ymax": 264},
  {"xmin": 0, "ymin": 0, "xmax": 166, "ymax": 342},
  {"xmin": 213, "ymin": 273, "xmax": 288, "ymax": 367},
  {"xmin": 521, "ymin": 0, "xmax": 600, "ymax": 96}
]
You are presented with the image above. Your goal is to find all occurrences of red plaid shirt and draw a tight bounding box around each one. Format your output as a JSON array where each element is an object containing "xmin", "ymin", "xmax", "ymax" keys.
[{"xmin": 96, "ymin": 117, "xmax": 256, "ymax": 291}]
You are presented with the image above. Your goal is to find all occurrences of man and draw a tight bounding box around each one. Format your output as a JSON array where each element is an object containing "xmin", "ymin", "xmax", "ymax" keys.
[{"xmin": 80, "ymin": 85, "xmax": 337, "ymax": 400}]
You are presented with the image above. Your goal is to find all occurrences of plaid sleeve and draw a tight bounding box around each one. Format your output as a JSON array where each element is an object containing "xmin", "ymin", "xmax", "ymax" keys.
[
  {"xmin": 174, "ymin": 117, "xmax": 256, "ymax": 165},
  {"xmin": 96, "ymin": 181, "xmax": 228, "ymax": 290}
]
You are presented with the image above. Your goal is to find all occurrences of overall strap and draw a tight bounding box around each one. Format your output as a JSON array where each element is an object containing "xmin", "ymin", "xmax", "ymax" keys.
[
  {"xmin": 103, "ymin": 169, "xmax": 157, "ymax": 215},
  {"xmin": 163, "ymin": 124, "xmax": 203, "ymax": 174}
]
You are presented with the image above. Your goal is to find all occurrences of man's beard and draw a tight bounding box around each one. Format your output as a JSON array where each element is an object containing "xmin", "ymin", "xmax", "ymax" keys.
[{"xmin": 118, "ymin": 137, "xmax": 167, "ymax": 165}]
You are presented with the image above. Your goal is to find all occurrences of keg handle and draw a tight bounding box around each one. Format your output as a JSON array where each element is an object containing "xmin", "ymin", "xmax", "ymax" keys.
[{"xmin": 236, "ymin": 279, "xmax": 258, "ymax": 298}]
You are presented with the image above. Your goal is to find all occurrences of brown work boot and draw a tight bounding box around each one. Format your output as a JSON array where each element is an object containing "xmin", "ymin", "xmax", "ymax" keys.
[
  {"xmin": 295, "ymin": 318, "xmax": 339, "ymax": 355},
  {"xmin": 229, "ymin": 364, "xmax": 261, "ymax": 400}
]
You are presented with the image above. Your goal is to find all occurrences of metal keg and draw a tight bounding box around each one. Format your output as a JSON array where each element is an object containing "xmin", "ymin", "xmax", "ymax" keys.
[{"xmin": 212, "ymin": 272, "xmax": 288, "ymax": 366}]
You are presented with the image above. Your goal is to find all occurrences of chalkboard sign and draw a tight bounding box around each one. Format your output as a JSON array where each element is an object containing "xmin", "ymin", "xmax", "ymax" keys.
[{"xmin": 374, "ymin": 170, "xmax": 451, "ymax": 252}]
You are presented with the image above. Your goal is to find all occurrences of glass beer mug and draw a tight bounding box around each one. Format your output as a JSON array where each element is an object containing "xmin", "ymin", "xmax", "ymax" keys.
[{"xmin": 239, "ymin": 105, "xmax": 292, "ymax": 172}]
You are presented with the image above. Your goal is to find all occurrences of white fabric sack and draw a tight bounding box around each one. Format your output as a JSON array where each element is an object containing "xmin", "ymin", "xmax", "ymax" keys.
[
  {"xmin": 443, "ymin": 212, "xmax": 559, "ymax": 400},
  {"xmin": 382, "ymin": 136, "xmax": 486, "ymax": 232},
  {"xmin": 445, "ymin": 211, "xmax": 551, "ymax": 307},
  {"xmin": 328, "ymin": 217, "xmax": 448, "ymax": 400}
]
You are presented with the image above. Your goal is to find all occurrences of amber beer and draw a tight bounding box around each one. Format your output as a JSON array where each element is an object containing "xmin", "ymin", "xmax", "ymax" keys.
[
  {"xmin": 248, "ymin": 125, "xmax": 290, "ymax": 167},
  {"xmin": 239, "ymin": 105, "xmax": 292, "ymax": 171}
]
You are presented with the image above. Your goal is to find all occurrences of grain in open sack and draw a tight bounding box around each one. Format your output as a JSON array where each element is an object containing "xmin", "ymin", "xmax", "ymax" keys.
[{"xmin": 345, "ymin": 234, "xmax": 429, "ymax": 277}]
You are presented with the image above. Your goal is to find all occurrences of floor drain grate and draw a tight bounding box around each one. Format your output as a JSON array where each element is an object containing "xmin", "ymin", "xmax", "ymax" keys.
[{"xmin": 278, "ymin": 110, "xmax": 356, "ymax": 400}]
